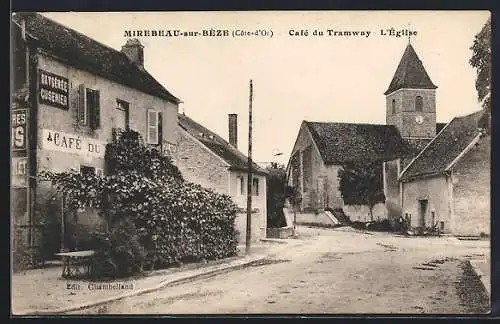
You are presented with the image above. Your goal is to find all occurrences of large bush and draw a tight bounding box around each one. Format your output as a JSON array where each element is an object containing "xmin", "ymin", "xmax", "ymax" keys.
[{"xmin": 42, "ymin": 129, "xmax": 239, "ymax": 278}]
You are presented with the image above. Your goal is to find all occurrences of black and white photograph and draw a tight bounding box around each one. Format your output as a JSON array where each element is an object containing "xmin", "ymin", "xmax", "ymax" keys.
[{"xmin": 10, "ymin": 10, "xmax": 491, "ymax": 315}]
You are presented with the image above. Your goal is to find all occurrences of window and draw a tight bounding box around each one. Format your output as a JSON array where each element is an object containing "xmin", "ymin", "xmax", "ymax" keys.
[
  {"xmin": 238, "ymin": 176, "xmax": 245, "ymax": 195},
  {"xmin": 391, "ymin": 99, "xmax": 396, "ymax": 114},
  {"xmin": 80, "ymin": 165, "xmax": 95, "ymax": 176},
  {"xmin": 80, "ymin": 165, "xmax": 104, "ymax": 177},
  {"xmin": 252, "ymin": 178, "xmax": 259, "ymax": 196},
  {"xmin": 77, "ymin": 84, "xmax": 100, "ymax": 130},
  {"xmin": 415, "ymin": 96, "xmax": 423, "ymax": 112},
  {"xmin": 147, "ymin": 110, "xmax": 162, "ymax": 145},
  {"xmin": 115, "ymin": 99, "xmax": 129, "ymax": 130},
  {"xmin": 95, "ymin": 168, "xmax": 104, "ymax": 177},
  {"xmin": 302, "ymin": 146, "xmax": 312, "ymax": 192}
]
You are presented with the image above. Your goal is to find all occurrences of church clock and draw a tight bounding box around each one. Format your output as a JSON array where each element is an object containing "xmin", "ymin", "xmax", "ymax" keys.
[{"xmin": 415, "ymin": 115, "xmax": 424, "ymax": 125}]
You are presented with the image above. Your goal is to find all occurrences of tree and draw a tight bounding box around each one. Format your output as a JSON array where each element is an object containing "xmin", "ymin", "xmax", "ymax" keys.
[
  {"xmin": 337, "ymin": 161, "xmax": 385, "ymax": 221},
  {"xmin": 470, "ymin": 16, "xmax": 491, "ymax": 112},
  {"xmin": 265, "ymin": 163, "xmax": 287, "ymax": 228}
]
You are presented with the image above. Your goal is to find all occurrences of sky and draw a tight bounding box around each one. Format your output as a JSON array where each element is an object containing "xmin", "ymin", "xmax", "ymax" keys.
[{"xmin": 41, "ymin": 11, "xmax": 490, "ymax": 165}]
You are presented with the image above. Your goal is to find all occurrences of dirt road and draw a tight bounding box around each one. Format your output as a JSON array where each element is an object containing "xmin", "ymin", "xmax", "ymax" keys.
[{"xmin": 70, "ymin": 227, "xmax": 490, "ymax": 315}]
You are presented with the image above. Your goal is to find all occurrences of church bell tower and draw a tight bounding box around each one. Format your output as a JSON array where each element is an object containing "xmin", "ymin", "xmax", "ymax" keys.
[{"xmin": 385, "ymin": 43, "xmax": 438, "ymax": 139}]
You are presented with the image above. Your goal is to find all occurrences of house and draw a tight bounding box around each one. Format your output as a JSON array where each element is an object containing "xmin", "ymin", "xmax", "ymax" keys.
[
  {"xmin": 286, "ymin": 43, "xmax": 446, "ymax": 222},
  {"xmin": 11, "ymin": 13, "xmax": 180, "ymax": 260},
  {"xmin": 398, "ymin": 110, "xmax": 490, "ymax": 236},
  {"xmin": 175, "ymin": 113, "xmax": 268, "ymax": 243}
]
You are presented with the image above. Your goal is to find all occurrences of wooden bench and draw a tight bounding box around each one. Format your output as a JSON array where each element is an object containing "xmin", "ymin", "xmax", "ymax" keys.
[{"xmin": 55, "ymin": 250, "xmax": 95, "ymax": 279}]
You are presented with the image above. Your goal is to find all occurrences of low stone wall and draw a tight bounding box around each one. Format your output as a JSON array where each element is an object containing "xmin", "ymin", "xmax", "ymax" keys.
[
  {"xmin": 266, "ymin": 226, "xmax": 294, "ymax": 239},
  {"xmin": 295, "ymin": 212, "xmax": 335, "ymax": 226}
]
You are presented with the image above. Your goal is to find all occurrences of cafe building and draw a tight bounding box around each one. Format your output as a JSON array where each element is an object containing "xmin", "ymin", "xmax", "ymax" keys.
[{"xmin": 11, "ymin": 13, "xmax": 180, "ymax": 266}]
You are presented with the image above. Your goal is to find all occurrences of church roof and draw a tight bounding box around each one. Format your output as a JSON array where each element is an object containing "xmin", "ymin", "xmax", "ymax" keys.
[
  {"xmin": 12, "ymin": 13, "xmax": 180, "ymax": 104},
  {"xmin": 399, "ymin": 110, "xmax": 489, "ymax": 181},
  {"xmin": 178, "ymin": 113, "xmax": 268, "ymax": 176},
  {"xmin": 305, "ymin": 122, "xmax": 407, "ymax": 165},
  {"xmin": 436, "ymin": 123, "xmax": 447, "ymax": 134},
  {"xmin": 384, "ymin": 44, "xmax": 438, "ymax": 95}
]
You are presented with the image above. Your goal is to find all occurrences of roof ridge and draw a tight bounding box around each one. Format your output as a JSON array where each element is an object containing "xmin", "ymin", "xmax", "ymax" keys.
[
  {"xmin": 11, "ymin": 19, "xmax": 38, "ymax": 41},
  {"xmin": 36, "ymin": 13, "xmax": 162, "ymax": 82},
  {"xmin": 305, "ymin": 120, "xmax": 389, "ymax": 127},
  {"xmin": 399, "ymin": 117, "xmax": 455, "ymax": 180},
  {"xmin": 454, "ymin": 109, "xmax": 485, "ymax": 120},
  {"xmin": 178, "ymin": 113, "xmax": 266, "ymax": 173},
  {"xmin": 37, "ymin": 13, "xmax": 126, "ymax": 58},
  {"xmin": 15, "ymin": 12, "xmax": 180, "ymax": 103},
  {"xmin": 178, "ymin": 113, "xmax": 228, "ymax": 143}
]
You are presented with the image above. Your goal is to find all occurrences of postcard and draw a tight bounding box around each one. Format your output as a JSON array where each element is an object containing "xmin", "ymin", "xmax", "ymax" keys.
[{"xmin": 10, "ymin": 10, "xmax": 491, "ymax": 315}]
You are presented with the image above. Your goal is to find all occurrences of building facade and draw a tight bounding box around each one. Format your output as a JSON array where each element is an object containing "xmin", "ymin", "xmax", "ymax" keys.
[
  {"xmin": 11, "ymin": 13, "xmax": 180, "ymax": 262},
  {"xmin": 399, "ymin": 110, "xmax": 490, "ymax": 236},
  {"xmin": 286, "ymin": 120, "xmax": 404, "ymax": 221},
  {"xmin": 175, "ymin": 113, "xmax": 268, "ymax": 243}
]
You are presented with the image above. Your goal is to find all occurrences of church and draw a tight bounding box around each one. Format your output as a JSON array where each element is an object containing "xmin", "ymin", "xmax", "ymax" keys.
[{"xmin": 286, "ymin": 42, "xmax": 490, "ymax": 235}]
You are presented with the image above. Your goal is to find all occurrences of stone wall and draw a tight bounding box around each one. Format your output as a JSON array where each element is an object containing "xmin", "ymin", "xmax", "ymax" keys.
[{"xmin": 452, "ymin": 134, "xmax": 490, "ymax": 236}]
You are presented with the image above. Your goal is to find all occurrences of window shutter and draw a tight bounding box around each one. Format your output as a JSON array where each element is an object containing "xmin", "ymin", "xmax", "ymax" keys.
[
  {"xmin": 77, "ymin": 84, "xmax": 87, "ymax": 125},
  {"xmin": 147, "ymin": 110, "xmax": 159, "ymax": 144},
  {"xmin": 92, "ymin": 90, "xmax": 101, "ymax": 129},
  {"xmin": 158, "ymin": 111, "xmax": 163, "ymax": 146}
]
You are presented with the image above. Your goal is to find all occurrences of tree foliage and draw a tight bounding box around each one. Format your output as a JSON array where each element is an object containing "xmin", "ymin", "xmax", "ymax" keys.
[
  {"xmin": 105, "ymin": 129, "xmax": 183, "ymax": 182},
  {"xmin": 337, "ymin": 161, "xmax": 385, "ymax": 221},
  {"xmin": 265, "ymin": 163, "xmax": 288, "ymax": 228},
  {"xmin": 470, "ymin": 16, "xmax": 491, "ymax": 111},
  {"xmin": 41, "ymin": 128, "xmax": 239, "ymax": 278}
]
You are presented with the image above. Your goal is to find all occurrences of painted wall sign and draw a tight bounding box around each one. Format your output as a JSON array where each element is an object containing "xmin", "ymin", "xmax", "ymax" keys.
[
  {"xmin": 41, "ymin": 129, "xmax": 106, "ymax": 158},
  {"xmin": 11, "ymin": 109, "xmax": 27, "ymax": 152},
  {"xmin": 38, "ymin": 69, "xmax": 69, "ymax": 109},
  {"xmin": 12, "ymin": 157, "xmax": 28, "ymax": 188}
]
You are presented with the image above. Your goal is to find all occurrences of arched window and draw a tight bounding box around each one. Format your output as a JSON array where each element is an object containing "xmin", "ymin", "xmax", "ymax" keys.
[
  {"xmin": 391, "ymin": 99, "xmax": 396, "ymax": 114},
  {"xmin": 415, "ymin": 96, "xmax": 423, "ymax": 112}
]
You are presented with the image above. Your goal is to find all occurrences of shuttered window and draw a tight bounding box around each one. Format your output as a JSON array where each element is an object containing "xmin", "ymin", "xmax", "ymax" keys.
[
  {"xmin": 238, "ymin": 176, "xmax": 245, "ymax": 196},
  {"xmin": 252, "ymin": 178, "xmax": 259, "ymax": 196},
  {"xmin": 77, "ymin": 84, "xmax": 100, "ymax": 130},
  {"xmin": 147, "ymin": 110, "xmax": 162, "ymax": 145},
  {"xmin": 77, "ymin": 84, "xmax": 87, "ymax": 125},
  {"xmin": 88, "ymin": 89, "xmax": 100, "ymax": 130}
]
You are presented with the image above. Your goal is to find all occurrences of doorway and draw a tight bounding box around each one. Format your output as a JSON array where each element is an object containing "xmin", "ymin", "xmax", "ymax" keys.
[{"xmin": 418, "ymin": 199, "xmax": 428, "ymax": 228}]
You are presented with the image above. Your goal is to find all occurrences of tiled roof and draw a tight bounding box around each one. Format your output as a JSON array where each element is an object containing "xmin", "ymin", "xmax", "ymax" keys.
[
  {"xmin": 436, "ymin": 123, "xmax": 447, "ymax": 134},
  {"xmin": 178, "ymin": 113, "xmax": 268, "ymax": 175},
  {"xmin": 400, "ymin": 110, "xmax": 488, "ymax": 181},
  {"xmin": 384, "ymin": 44, "xmax": 438, "ymax": 95},
  {"xmin": 305, "ymin": 121, "xmax": 407, "ymax": 165},
  {"xmin": 12, "ymin": 13, "xmax": 180, "ymax": 104}
]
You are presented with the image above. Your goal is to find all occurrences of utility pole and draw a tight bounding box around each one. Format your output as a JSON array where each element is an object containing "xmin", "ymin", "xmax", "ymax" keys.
[{"xmin": 245, "ymin": 80, "xmax": 253, "ymax": 255}]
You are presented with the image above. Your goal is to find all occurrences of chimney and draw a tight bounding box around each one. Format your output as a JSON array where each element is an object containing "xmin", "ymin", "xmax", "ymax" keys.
[
  {"xmin": 121, "ymin": 38, "xmax": 144, "ymax": 69},
  {"xmin": 228, "ymin": 114, "xmax": 238, "ymax": 148}
]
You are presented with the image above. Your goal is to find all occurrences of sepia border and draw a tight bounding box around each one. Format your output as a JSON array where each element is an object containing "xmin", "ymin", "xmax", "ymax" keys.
[{"xmin": 9, "ymin": 1, "xmax": 498, "ymax": 320}]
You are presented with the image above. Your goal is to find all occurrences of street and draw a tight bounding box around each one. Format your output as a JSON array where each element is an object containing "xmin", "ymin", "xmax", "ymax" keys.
[{"xmin": 70, "ymin": 227, "xmax": 490, "ymax": 315}]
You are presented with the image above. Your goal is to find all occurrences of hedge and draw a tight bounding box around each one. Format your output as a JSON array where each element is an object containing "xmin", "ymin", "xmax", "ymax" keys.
[{"xmin": 42, "ymin": 129, "xmax": 239, "ymax": 278}]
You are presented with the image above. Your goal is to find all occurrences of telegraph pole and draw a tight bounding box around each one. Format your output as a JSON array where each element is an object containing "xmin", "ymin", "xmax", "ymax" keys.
[{"xmin": 245, "ymin": 80, "xmax": 253, "ymax": 255}]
